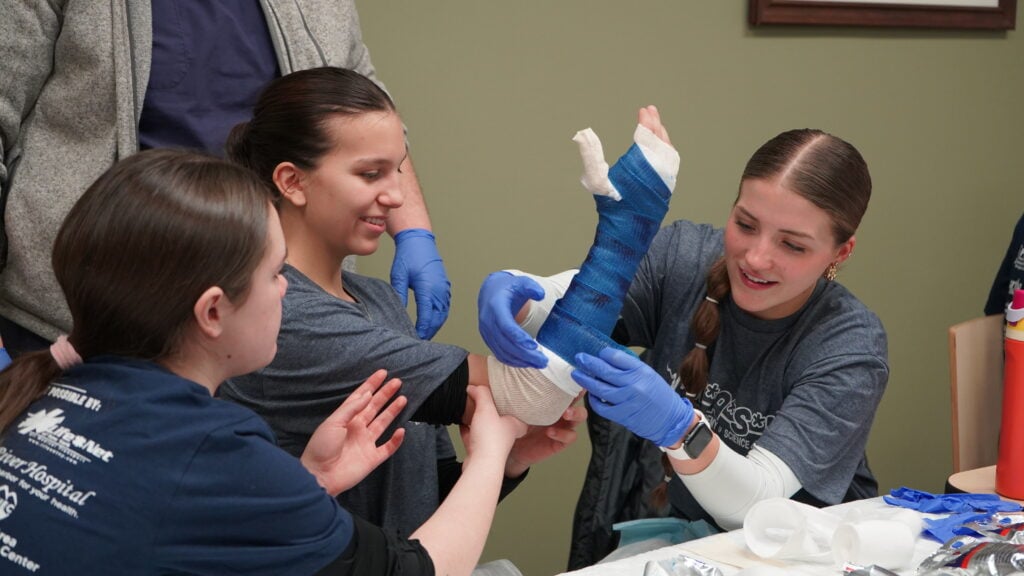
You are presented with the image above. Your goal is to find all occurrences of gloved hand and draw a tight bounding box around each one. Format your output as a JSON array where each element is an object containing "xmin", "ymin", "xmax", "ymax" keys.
[
  {"xmin": 0, "ymin": 348, "xmax": 10, "ymax": 372},
  {"xmin": 390, "ymin": 229, "xmax": 451, "ymax": 340},
  {"xmin": 477, "ymin": 271, "xmax": 548, "ymax": 369},
  {"xmin": 571, "ymin": 347, "xmax": 694, "ymax": 447}
]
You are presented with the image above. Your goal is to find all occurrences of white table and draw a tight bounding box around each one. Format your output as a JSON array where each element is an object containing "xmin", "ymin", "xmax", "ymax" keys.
[{"xmin": 557, "ymin": 498, "xmax": 943, "ymax": 576}]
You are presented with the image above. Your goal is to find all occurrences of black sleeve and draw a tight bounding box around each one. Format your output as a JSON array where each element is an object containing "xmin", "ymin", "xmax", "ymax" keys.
[
  {"xmin": 985, "ymin": 214, "xmax": 1024, "ymax": 315},
  {"xmin": 611, "ymin": 319, "xmax": 631, "ymax": 346},
  {"xmin": 411, "ymin": 359, "xmax": 469, "ymax": 425},
  {"xmin": 436, "ymin": 455, "xmax": 529, "ymax": 502},
  {"xmin": 498, "ymin": 467, "xmax": 528, "ymax": 501},
  {"xmin": 315, "ymin": 514, "xmax": 435, "ymax": 576}
]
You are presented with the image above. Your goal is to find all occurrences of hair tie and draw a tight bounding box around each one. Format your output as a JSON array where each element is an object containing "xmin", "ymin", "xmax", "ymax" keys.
[
  {"xmin": 694, "ymin": 342, "xmax": 708, "ymax": 350},
  {"xmin": 704, "ymin": 295, "xmax": 719, "ymax": 305},
  {"xmin": 50, "ymin": 335, "xmax": 83, "ymax": 371}
]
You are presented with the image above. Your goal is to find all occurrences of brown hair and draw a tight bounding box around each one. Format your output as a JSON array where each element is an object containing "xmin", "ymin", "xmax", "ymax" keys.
[
  {"xmin": 226, "ymin": 66, "xmax": 396, "ymax": 197},
  {"xmin": 0, "ymin": 150, "xmax": 272, "ymax": 431},
  {"xmin": 678, "ymin": 129, "xmax": 871, "ymax": 399},
  {"xmin": 652, "ymin": 130, "xmax": 871, "ymax": 509}
]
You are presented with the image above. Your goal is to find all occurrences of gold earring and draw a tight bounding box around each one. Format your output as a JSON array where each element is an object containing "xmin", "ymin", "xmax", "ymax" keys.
[{"xmin": 824, "ymin": 262, "xmax": 838, "ymax": 282}]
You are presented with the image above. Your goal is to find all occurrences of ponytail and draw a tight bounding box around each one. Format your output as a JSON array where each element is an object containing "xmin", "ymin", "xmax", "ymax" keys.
[
  {"xmin": 677, "ymin": 257, "xmax": 730, "ymax": 397},
  {"xmin": 649, "ymin": 256, "xmax": 732, "ymax": 510}
]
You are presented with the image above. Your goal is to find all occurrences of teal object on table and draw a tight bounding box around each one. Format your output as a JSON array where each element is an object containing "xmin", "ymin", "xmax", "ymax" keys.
[{"xmin": 613, "ymin": 517, "xmax": 717, "ymax": 547}]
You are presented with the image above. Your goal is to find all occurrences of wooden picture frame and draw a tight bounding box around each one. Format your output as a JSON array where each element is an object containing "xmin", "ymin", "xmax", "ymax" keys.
[{"xmin": 749, "ymin": 0, "xmax": 1017, "ymax": 29}]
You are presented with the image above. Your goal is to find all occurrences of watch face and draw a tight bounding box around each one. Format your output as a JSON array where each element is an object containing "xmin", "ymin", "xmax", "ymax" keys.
[{"xmin": 684, "ymin": 421, "xmax": 714, "ymax": 459}]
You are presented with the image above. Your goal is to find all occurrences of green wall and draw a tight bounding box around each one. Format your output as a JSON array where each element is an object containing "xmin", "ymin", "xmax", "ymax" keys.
[{"xmin": 357, "ymin": 3, "xmax": 1024, "ymax": 574}]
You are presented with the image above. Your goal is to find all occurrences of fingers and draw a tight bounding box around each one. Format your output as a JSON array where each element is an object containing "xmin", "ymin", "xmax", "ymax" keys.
[
  {"xmin": 467, "ymin": 385, "xmax": 528, "ymax": 440},
  {"xmin": 329, "ymin": 372, "xmax": 403, "ymax": 431},
  {"xmin": 596, "ymin": 346, "xmax": 645, "ymax": 370},
  {"xmin": 545, "ymin": 405, "xmax": 587, "ymax": 443},
  {"xmin": 363, "ymin": 386, "xmax": 407, "ymax": 439},
  {"xmin": 561, "ymin": 404, "xmax": 588, "ymax": 425},
  {"xmin": 357, "ymin": 368, "xmax": 390, "ymax": 393},
  {"xmin": 414, "ymin": 294, "xmax": 440, "ymax": 340},
  {"xmin": 512, "ymin": 275, "xmax": 546, "ymax": 302},
  {"xmin": 497, "ymin": 337, "xmax": 547, "ymax": 370},
  {"xmin": 327, "ymin": 370, "xmax": 387, "ymax": 425},
  {"xmin": 376, "ymin": 427, "xmax": 406, "ymax": 459},
  {"xmin": 390, "ymin": 265, "xmax": 410, "ymax": 307},
  {"xmin": 638, "ymin": 105, "xmax": 671, "ymax": 145},
  {"xmin": 478, "ymin": 272, "xmax": 548, "ymax": 369},
  {"xmin": 545, "ymin": 426, "xmax": 578, "ymax": 446},
  {"xmin": 569, "ymin": 365, "xmax": 617, "ymax": 400}
]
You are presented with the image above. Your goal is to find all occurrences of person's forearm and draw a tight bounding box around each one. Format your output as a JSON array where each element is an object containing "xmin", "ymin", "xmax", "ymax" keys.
[
  {"xmin": 410, "ymin": 448, "xmax": 507, "ymax": 576},
  {"xmin": 671, "ymin": 441, "xmax": 802, "ymax": 530},
  {"xmin": 387, "ymin": 154, "xmax": 432, "ymax": 234}
]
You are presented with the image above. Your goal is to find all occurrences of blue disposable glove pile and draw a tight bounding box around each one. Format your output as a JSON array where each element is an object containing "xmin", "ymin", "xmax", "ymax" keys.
[
  {"xmin": 571, "ymin": 347, "xmax": 693, "ymax": 447},
  {"xmin": 476, "ymin": 271, "xmax": 548, "ymax": 369},
  {"xmin": 885, "ymin": 487, "xmax": 1023, "ymax": 542},
  {"xmin": 390, "ymin": 229, "xmax": 451, "ymax": 340},
  {"xmin": 884, "ymin": 486, "xmax": 1022, "ymax": 514},
  {"xmin": 921, "ymin": 511, "xmax": 991, "ymax": 542}
]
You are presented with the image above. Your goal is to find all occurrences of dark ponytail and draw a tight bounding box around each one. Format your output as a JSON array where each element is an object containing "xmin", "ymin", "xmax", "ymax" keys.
[
  {"xmin": 649, "ymin": 257, "xmax": 732, "ymax": 509},
  {"xmin": 678, "ymin": 257, "xmax": 730, "ymax": 398},
  {"xmin": 225, "ymin": 67, "xmax": 396, "ymax": 198}
]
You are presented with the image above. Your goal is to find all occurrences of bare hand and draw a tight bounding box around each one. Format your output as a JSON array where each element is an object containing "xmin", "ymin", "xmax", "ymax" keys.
[
  {"xmin": 301, "ymin": 369, "xmax": 407, "ymax": 496},
  {"xmin": 505, "ymin": 395, "xmax": 588, "ymax": 478},
  {"xmin": 459, "ymin": 385, "xmax": 527, "ymax": 464}
]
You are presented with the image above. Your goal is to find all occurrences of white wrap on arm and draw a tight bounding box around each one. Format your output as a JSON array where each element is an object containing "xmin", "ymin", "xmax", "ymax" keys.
[
  {"xmin": 486, "ymin": 345, "xmax": 580, "ymax": 426},
  {"xmin": 676, "ymin": 444, "xmax": 803, "ymax": 530}
]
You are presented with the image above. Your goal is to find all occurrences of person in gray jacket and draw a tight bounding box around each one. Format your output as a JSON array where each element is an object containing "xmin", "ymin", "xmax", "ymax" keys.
[{"xmin": 0, "ymin": 0, "xmax": 451, "ymax": 354}]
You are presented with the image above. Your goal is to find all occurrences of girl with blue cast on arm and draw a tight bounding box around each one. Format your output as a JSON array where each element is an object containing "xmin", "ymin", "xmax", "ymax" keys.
[
  {"xmin": 0, "ymin": 149, "xmax": 527, "ymax": 576},
  {"xmin": 481, "ymin": 124, "xmax": 888, "ymax": 548}
]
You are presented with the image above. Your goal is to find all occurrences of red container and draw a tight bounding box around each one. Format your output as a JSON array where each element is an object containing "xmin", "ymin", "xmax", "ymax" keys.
[{"xmin": 997, "ymin": 289, "xmax": 1024, "ymax": 498}]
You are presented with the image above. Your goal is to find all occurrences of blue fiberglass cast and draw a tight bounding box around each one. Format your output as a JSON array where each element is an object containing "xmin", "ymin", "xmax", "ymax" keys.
[{"xmin": 537, "ymin": 137, "xmax": 673, "ymax": 364}]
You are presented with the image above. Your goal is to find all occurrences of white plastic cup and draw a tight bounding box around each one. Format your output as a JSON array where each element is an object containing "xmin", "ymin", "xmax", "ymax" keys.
[
  {"xmin": 743, "ymin": 498, "xmax": 840, "ymax": 560},
  {"xmin": 831, "ymin": 519, "xmax": 916, "ymax": 570}
]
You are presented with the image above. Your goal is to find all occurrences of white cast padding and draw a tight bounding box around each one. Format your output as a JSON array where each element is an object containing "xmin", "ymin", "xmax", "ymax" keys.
[
  {"xmin": 633, "ymin": 124, "xmax": 680, "ymax": 192},
  {"xmin": 486, "ymin": 347, "xmax": 579, "ymax": 426},
  {"xmin": 572, "ymin": 128, "xmax": 620, "ymax": 200},
  {"xmin": 505, "ymin": 269, "xmax": 578, "ymax": 337}
]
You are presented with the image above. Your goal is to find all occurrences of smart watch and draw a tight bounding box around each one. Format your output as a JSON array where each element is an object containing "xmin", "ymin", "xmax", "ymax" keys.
[{"xmin": 660, "ymin": 410, "xmax": 713, "ymax": 460}]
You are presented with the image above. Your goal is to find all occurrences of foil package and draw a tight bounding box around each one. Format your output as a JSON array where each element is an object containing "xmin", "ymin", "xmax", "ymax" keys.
[
  {"xmin": 641, "ymin": 555, "xmax": 724, "ymax": 576},
  {"xmin": 917, "ymin": 535, "xmax": 1024, "ymax": 575}
]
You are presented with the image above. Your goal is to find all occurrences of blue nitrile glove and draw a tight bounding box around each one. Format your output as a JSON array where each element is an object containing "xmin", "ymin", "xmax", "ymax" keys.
[
  {"xmin": 572, "ymin": 347, "xmax": 694, "ymax": 447},
  {"xmin": 885, "ymin": 487, "xmax": 1023, "ymax": 514},
  {"xmin": 0, "ymin": 348, "xmax": 10, "ymax": 372},
  {"xmin": 922, "ymin": 511, "xmax": 991, "ymax": 542},
  {"xmin": 477, "ymin": 271, "xmax": 548, "ymax": 369},
  {"xmin": 391, "ymin": 229, "xmax": 451, "ymax": 340}
]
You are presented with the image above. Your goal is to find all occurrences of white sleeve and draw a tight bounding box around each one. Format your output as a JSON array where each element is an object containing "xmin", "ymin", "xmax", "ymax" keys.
[
  {"xmin": 504, "ymin": 269, "xmax": 578, "ymax": 337},
  {"xmin": 676, "ymin": 444, "xmax": 803, "ymax": 530}
]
